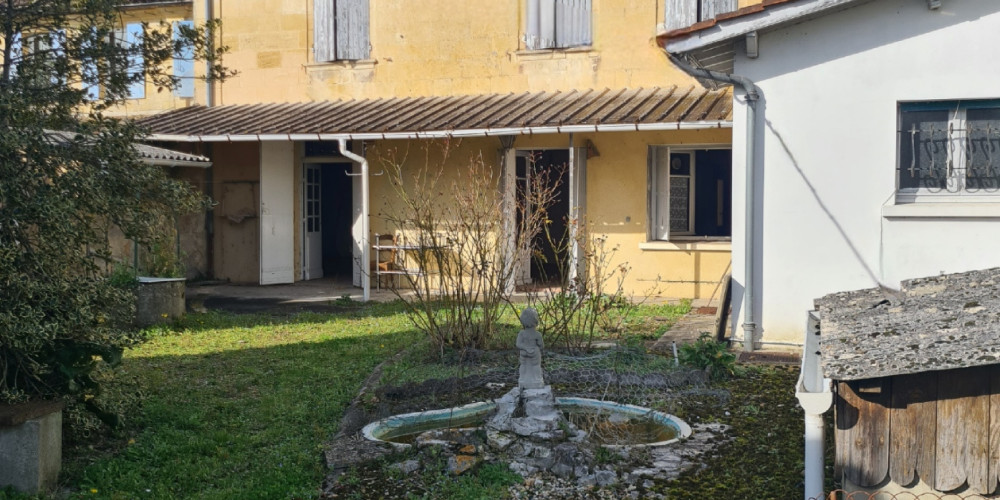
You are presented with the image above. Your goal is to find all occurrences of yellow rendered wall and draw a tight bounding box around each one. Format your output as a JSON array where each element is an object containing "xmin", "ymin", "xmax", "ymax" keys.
[
  {"xmin": 107, "ymin": 4, "xmax": 198, "ymax": 117},
  {"xmin": 200, "ymin": 0, "xmax": 743, "ymax": 105},
  {"xmin": 211, "ymin": 142, "xmax": 260, "ymax": 283},
  {"xmin": 364, "ymin": 128, "xmax": 731, "ymax": 300}
]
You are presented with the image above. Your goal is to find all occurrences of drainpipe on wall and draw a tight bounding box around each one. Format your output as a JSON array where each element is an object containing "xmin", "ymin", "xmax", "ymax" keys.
[
  {"xmin": 204, "ymin": 0, "xmax": 214, "ymax": 107},
  {"xmin": 795, "ymin": 311, "xmax": 833, "ymax": 500},
  {"xmin": 665, "ymin": 52, "xmax": 761, "ymax": 351},
  {"xmin": 338, "ymin": 139, "xmax": 370, "ymax": 301}
]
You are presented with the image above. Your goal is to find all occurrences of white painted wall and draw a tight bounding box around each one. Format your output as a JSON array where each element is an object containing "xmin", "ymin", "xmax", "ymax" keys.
[{"xmin": 730, "ymin": 0, "xmax": 1000, "ymax": 342}]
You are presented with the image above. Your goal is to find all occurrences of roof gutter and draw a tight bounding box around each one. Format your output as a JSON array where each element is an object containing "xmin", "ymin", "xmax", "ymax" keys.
[
  {"xmin": 142, "ymin": 158, "xmax": 213, "ymax": 168},
  {"xmin": 665, "ymin": 51, "xmax": 761, "ymax": 352},
  {"xmin": 145, "ymin": 120, "xmax": 733, "ymax": 142}
]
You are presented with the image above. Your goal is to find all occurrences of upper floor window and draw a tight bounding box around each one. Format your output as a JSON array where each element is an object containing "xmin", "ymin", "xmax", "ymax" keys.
[
  {"xmin": 314, "ymin": 0, "xmax": 370, "ymax": 62},
  {"xmin": 663, "ymin": 0, "xmax": 737, "ymax": 31},
  {"xmin": 524, "ymin": 0, "xmax": 591, "ymax": 50},
  {"xmin": 897, "ymin": 100, "xmax": 1000, "ymax": 202},
  {"xmin": 172, "ymin": 21, "xmax": 195, "ymax": 98}
]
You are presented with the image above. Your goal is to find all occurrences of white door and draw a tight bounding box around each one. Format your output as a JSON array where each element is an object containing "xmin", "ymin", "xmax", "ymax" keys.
[
  {"xmin": 303, "ymin": 164, "xmax": 324, "ymax": 280},
  {"xmin": 260, "ymin": 142, "xmax": 295, "ymax": 285}
]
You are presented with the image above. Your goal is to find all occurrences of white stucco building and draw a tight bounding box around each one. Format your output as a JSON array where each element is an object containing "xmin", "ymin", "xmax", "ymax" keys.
[{"xmin": 664, "ymin": 0, "xmax": 1000, "ymax": 345}]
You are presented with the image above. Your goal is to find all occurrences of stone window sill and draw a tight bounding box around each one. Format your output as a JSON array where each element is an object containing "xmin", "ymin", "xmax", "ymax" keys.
[
  {"xmin": 515, "ymin": 47, "xmax": 595, "ymax": 61},
  {"xmin": 639, "ymin": 239, "xmax": 732, "ymax": 252},
  {"xmin": 305, "ymin": 59, "xmax": 377, "ymax": 71},
  {"xmin": 882, "ymin": 203, "xmax": 1000, "ymax": 219}
]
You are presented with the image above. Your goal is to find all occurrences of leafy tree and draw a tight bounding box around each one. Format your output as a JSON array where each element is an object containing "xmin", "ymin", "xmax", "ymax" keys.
[{"xmin": 0, "ymin": 0, "xmax": 231, "ymax": 417}]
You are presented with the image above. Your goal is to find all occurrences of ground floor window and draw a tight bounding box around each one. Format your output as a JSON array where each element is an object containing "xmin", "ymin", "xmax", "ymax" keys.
[{"xmin": 648, "ymin": 147, "xmax": 731, "ymax": 240}]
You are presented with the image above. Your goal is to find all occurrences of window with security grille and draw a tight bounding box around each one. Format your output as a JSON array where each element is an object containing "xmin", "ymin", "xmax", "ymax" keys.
[{"xmin": 897, "ymin": 100, "xmax": 1000, "ymax": 201}]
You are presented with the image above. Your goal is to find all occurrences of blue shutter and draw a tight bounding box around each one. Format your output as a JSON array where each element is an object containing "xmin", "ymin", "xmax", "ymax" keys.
[
  {"xmin": 50, "ymin": 30, "xmax": 65, "ymax": 85},
  {"xmin": 9, "ymin": 32, "xmax": 20, "ymax": 77},
  {"xmin": 83, "ymin": 28, "xmax": 99, "ymax": 100},
  {"xmin": 314, "ymin": 0, "xmax": 336, "ymax": 62},
  {"xmin": 126, "ymin": 23, "xmax": 144, "ymax": 99},
  {"xmin": 555, "ymin": 0, "xmax": 591, "ymax": 48},
  {"xmin": 335, "ymin": 0, "xmax": 369, "ymax": 60},
  {"xmin": 173, "ymin": 21, "xmax": 194, "ymax": 98}
]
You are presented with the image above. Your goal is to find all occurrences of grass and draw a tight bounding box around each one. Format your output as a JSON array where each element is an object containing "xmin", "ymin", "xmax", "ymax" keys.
[
  {"xmin": 20, "ymin": 298, "xmax": 805, "ymax": 500},
  {"xmin": 59, "ymin": 303, "xmax": 421, "ymax": 500}
]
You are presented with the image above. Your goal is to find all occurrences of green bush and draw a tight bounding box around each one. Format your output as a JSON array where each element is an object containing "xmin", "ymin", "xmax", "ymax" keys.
[{"xmin": 677, "ymin": 333, "xmax": 737, "ymax": 379}]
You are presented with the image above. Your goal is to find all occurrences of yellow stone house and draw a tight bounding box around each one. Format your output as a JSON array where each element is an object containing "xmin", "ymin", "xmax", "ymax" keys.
[{"xmin": 115, "ymin": 0, "xmax": 763, "ymax": 305}]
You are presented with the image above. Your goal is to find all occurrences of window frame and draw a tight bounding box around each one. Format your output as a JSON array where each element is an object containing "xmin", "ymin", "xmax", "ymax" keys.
[
  {"xmin": 896, "ymin": 99, "xmax": 1000, "ymax": 203},
  {"xmin": 648, "ymin": 145, "xmax": 730, "ymax": 242}
]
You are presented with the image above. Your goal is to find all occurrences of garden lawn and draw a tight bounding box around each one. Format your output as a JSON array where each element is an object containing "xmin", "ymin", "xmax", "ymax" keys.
[{"xmin": 61, "ymin": 303, "xmax": 420, "ymax": 500}]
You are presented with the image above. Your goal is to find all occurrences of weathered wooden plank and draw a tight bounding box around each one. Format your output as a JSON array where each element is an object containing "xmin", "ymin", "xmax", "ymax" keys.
[
  {"xmin": 888, "ymin": 372, "xmax": 937, "ymax": 487},
  {"xmin": 936, "ymin": 367, "xmax": 990, "ymax": 493},
  {"xmin": 989, "ymin": 365, "xmax": 1000, "ymax": 493},
  {"xmin": 701, "ymin": 0, "xmax": 737, "ymax": 20},
  {"xmin": 663, "ymin": 0, "xmax": 698, "ymax": 32},
  {"xmin": 554, "ymin": 0, "xmax": 591, "ymax": 48},
  {"xmin": 335, "ymin": 0, "xmax": 370, "ymax": 61},
  {"xmin": 836, "ymin": 379, "xmax": 890, "ymax": 487},
  {"xmin": 313, "ymin": 0, "xmax": 336, "ymax": 62}
]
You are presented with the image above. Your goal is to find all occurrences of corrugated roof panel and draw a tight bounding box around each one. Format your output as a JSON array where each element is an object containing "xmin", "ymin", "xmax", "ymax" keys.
[{"xmin": 140, "ymin": 87, "xmax": 733, "ymax": 138}]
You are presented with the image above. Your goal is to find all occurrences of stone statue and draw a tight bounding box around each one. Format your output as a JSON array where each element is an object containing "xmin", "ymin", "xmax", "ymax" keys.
[{"xmin": 516, "ymin": 308, "xmax": 544, "ymax": 389}]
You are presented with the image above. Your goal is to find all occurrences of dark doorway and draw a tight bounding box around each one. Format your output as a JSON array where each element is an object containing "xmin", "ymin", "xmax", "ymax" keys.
[
  {"xmin": 693, "ymin": 150, "xmax": 732, "ymax": 237},
  {"xmin": 516, "ymin": 150, "xmax": 570, "ymax": 285},
  {"xmin": 321, "ymin": 163, "xmax": 354, "ymax": 278}
]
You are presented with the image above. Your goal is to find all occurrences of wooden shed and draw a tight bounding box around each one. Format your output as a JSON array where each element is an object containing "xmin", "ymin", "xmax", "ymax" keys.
[{"xmin": 816, "ymin": 268, "xmax": 1000, "ymax": 497}]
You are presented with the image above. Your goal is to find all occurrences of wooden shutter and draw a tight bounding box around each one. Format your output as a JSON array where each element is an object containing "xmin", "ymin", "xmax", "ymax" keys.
[
  {"xmin": 120, "ymin": 24, "xmax": 144, "ymax": 98},
  {"xmin": 172, "ymin": 21, "xmax": 195, "ymax": 98},
  {"xmin": 335, "ymin": 0, "xmax": 370, "ymax": 60},
  {"xmin": 664, "ymin": 0, "xmax": 698, "ymax": 31},
  {"xmin": 701, "ymin": 0, "xmax": 737, "ymax": 20},
  {"xmin": 555, "ymin": 0, "xmax": 591, "ymax": 48},
  {"xmin": 314, "ymin": 0, "xmax": 336, "ymax": 62}
]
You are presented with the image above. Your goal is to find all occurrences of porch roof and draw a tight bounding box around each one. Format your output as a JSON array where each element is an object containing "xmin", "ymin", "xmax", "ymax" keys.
[
  {"xmin": 815, "ymin": 268, "xmax": 1000, "ymax": 381},
  {"xmin": 43, "ymin": 130, "xmax": 211, "ymax": 167},
  {"xmin": 139, "ymin": 86, "xmax": 733, "ymax": 142}
]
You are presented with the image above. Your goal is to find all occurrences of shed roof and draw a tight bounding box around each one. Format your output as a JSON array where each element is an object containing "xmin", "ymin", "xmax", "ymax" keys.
[
  {"xmin": 43, "ymin": 130, "xmax": 210, "ymax": 166},
  {"xmin": 138, "ymin": 87, "xmax": 733, "ymax": 141},
  {"xmin": 815, "ymin": 268, "xmax": 1000, "ymax": 381}
]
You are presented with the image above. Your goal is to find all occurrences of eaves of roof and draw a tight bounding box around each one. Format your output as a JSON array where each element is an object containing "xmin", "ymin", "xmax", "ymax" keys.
[
  {"xmin": 659, "ymin": 0, "xmax": 873, "ymax": 55},
  {"xmin": 138, "ymin": 87, "xmax": 734, "ymax": 142}
]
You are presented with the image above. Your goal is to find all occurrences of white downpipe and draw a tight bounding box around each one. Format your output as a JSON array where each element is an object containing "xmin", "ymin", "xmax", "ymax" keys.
[
  {"xmin": 339, "ymin": 139, "xmax": 370, "ymax": 302},
  {"xmin": 204, "ymin": 0, "xmax": 214, "ymax": 107},
  {"xmin": 795, "ymin": 311, "xmax": 833, "ymax": 500}
]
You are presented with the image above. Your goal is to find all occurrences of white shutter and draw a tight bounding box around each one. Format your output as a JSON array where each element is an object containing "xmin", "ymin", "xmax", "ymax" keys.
[
  {"xmin": 537, "ymin": 0, "xmax": 556, "ymax": 49},
  {"xmin": 336, "ymin": 0, "xmax": 370, "ymax": 60},
  {"xmin": 314, "ymin": 0, "xmax": 336, "ymax": 62},
  {"xmin": 701, "ymin": 0, "xmax": 737, "ymax": 20},
  {"xmin": 664, "ymin": 0, "xmax": 698, "ymax": 31},
  {"xmin": 555, "ymin": 0, "xmax": 591, "ymax": 48}
]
